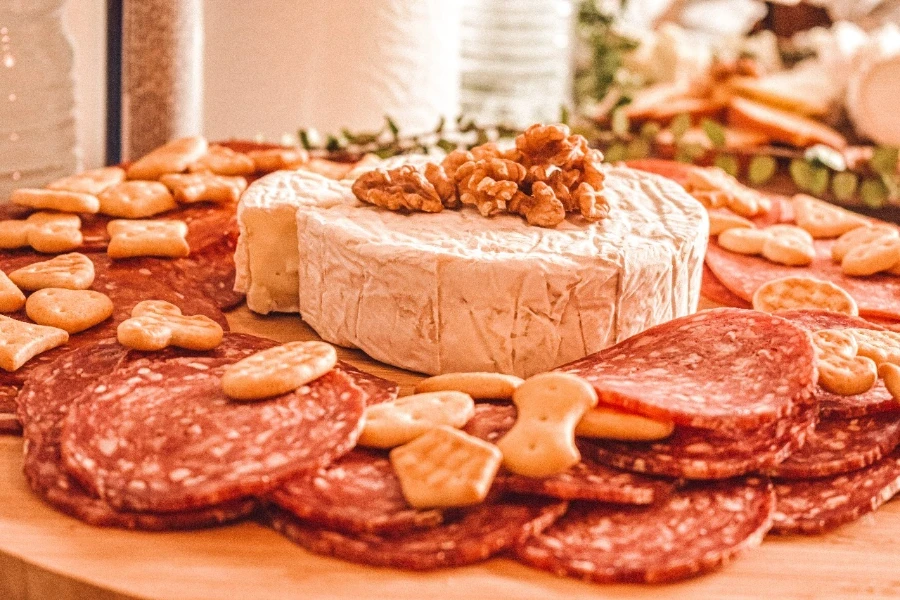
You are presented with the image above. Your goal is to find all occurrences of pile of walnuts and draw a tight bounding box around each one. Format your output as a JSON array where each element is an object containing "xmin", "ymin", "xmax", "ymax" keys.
[{"xmin": 351, "ymin": 124, "xmax": 609, "ymax": 228}]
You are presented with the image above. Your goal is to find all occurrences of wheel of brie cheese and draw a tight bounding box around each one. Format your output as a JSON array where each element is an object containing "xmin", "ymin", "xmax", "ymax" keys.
[{"xmin": 236, "ymin": 159, "xmax": 708, "ymax": 377}]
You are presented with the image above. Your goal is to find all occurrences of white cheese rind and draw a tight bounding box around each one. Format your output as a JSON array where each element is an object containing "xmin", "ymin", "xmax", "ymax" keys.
[{"xmin": 295, "ymin": 166, "xmax": 707, "ymax": 377}]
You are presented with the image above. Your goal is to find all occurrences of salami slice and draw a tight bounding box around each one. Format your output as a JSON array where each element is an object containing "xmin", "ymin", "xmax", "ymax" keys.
[
  {"xmin": 584, "ymin": 404, "xmax": 817, "ymax": 480},
  {"xmin": 559, "ymin": 308, "xmax": 817, "ymax": 429},
  {"xmin": 172, "ymin": 236, "xmax": 244, "ymax": 311},
  {"xmin": 774, "ymin": 308, "xmax": 887, "ymax": 333},
  {"xmin": 767, "ymin": 413, "xmax": 900, "ymax": 479},
  {"xmin": 706, "ymin": 238, "xmax": 900, "ymax": 320},
  {"xmin": 267, "ymin": 495, "xmax": 568, "ymax": 571},
  {"xmin": 333, "ymin": 362, "xmax": 399, "ymax": 406},
  {"xmin": 463, "ymin": 404, "xmax": 672, "ymax": 503},
  {"xmin": 61, "ymin": 354, "xmax": 365, "ymax": 513},
  {"xmin": 19, "ymin": 337, "xmax": 275, "ymax": 529},
  {"xmin": 701, "ymin": 264, "xmax": 751, "ymax": 308},
  {"xmin": 772, "ymin": 450, "xmax": 900, "ymax": 534},
  {"xmin": 270, "ymin": 448, "xmax": 444, "ymax": 535},
  {"xmin": 516, "ymin": 477, "xmax": 774, "ymax": 584}
]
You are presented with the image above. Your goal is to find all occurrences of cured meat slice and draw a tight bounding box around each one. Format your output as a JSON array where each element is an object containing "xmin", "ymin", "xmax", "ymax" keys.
[
  {"xmin": 463, "ymin": 404, "xmax": 672, "ymax": 503},
  {"xmin": 270, "ymin": 448, "xmax": 444, "ymax": 535},
  {"xmin": 333, "ymin": 362, "xmax": 399, "ymax": 406},
  {"xmin": 774, "ymin": 308, "xmax": 887, "ymax": 333},
  {"xmin": 172, "ymin": 236, "xmax": 244, "ymax": 311},
  {"xmin": 0, "ymin": 386, "xmax": 20, "ymax": 434},
  {"xmin": 767, "ymin": 413, "xmax": 900, "ymax": 479},
  {"xmin": 584, "ymin": 404, "xmax": 817, "ymax": 480},
  {"xmin": 701, "ymin": 264, "xmax": 751, "ymax": 308},
  {"xmin": 267, "ymin": 495, "xmax": 568, "ymax": 571},
  {"xmin": 19, "ymin": 336, "xmax": 275, "ymax": 529},
  {"xmin": 61, "ymin": 354, "xmax": 365, "ymax": 513},
  {"xmin": 706, "ymin": 239, "xmax": 900, "ymax": 320},
  {"xmin": 516, "ymin": 477, "xmax": 774, "ymax": 584},
  {"xmin": 559, "ymin": 308, "xmax": 817, "ymax": 429},
  {"xmin": 772, "ymin": 451, "xmax": 900, "ymax": 534}
]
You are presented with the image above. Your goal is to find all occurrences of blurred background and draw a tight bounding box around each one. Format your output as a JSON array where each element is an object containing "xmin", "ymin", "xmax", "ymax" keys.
[{"xmin": 2, "ymin": 0, "xmax": 900, "ymax": 208}]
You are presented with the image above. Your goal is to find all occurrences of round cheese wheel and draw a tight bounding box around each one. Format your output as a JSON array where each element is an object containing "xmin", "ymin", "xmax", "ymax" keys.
[
  {"xmin": 848, "ymin": 49, "xmax": 900, "ymax": 146},
  {"xmin": 294, "ymin": 165, "xmax": 707, "ymax": 377}
]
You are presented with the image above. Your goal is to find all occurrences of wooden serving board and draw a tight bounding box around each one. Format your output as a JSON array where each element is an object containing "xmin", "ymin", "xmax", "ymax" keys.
[{"xmin": 2, "ymin": 307, "xmax": 900, "ymax": 600}]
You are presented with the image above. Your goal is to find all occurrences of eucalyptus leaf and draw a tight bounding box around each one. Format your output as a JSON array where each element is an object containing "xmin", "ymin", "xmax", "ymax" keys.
[
  {"xmin": 325, "ymin": 135, "xmax": 343, "ymax": 152},
  {"xmin": 559, "ymin": 105, "xmax": 571, "ymax": 126},
  {"xmin": 748, "ymin": 155, "xmax": 777, "ymax": 185},
  {"xmin": 831, "ymin": 171, "xmax": 859, "ymax": 203},
  {"xmin": 674, "ymin": 142, "xmax": 704, "ymax": 164},
  {"xmin": 639, "ymin": 121, "xmax": 661, "ymax": 141},
  {"xmin": 611, "ymin": 108, "xmax": 630, "ymax": 138},
  {"xmin": 298, "ymin": 129, "xmax": 313, "ymax": 150},
  {"xmin": 714, "ymin": 154, "xmax": 739, "ymax": 177},
  {"xmin": 870, "ymin": 146, "xmax": 900, "ymax": 176},
  {"xmin": 385, "ymin": 116, "xmax": 400, "ymax": 139},
  {"xmin": 626, "ymin": 138, "xmax": 651, "ymax": 160},
  {"xmin": 434, "ymin": 116, "xmax": 446, "ymax": 134},
  {"xmin": 860, "ymin": 178, "xmax": 888, "ymax": 209},
  {"xmin": 436, "ymin": 139, "xmax": 457, "ymax": 154},
  {"xmin": 809, "ymin": 166, "xmax": 830, "ymax": 196},
  {"xmin": 789, "ymin": 159, "xmax": 814, "ymax": 192},
  {"xmin": 701, "ymin": 119, "xmax": 727, "ymax": 149},
  {"xmin": 804, "ymin": 144, "xmax": 846, "ymax": 171},
  {"xmin": 670, "ymin": 114, "xmax": 691, "ymax": 141},
  {"xmin": 881, "ymin": 172, "xmax": 900, "ymax": 201},
  {"xmin": 604, "ymin": 142, "xmax": 627, "ymax": 163}
]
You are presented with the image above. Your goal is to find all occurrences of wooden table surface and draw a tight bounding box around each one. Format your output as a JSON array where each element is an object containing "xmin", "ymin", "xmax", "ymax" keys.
[{"xmin": 2, "ymin": 307, "xmax": 900, "ymax": 600}]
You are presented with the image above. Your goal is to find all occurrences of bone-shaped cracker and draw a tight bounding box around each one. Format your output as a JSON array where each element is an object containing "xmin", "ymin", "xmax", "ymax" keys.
[
  {"xmin": 10, "ymin": 188, "xmax": 99, "ymax": 214},
  {"xmin": 719, "ymin": 224, "xmax": 815, "ymax": 266},
  {"xmin": 793, "ymin": 194, "xmax": 869, "ymax": 239},
  {"xmin": 98, "ymin": 181, "xmax": 177, "ymax": 218},
  {"xmin": 718, "ymin": 227, "xmax": 769, "ymax": 255},
  {"xmin": 247, "ymin": 148, "xmax": 309, "ymax": 173},
  {"xmin": 26, "ymin": 288, "xmax": 114, "ymax": 334},
  {"xmin": 107, "ymin": 219, "xmax": 190, "ymax": 259},
  {"xmin": 390, "ymin": 425, "xmax": 502, "ymax": 509},
  {"xmin": 126, "ymin": 136, "xmax": 209, "ymax": 180},
  {"xmin": 813, "ymin": 329, "xmax": 877, "ymax": 396},
  {"xmin": 845, "ymin": 328, "xmax": 900, "ymax": 367},
  {"xmin": 47, "ymin": 166, "xmax": 126, "ymax": 196},
  {"xmin": 576, "ymin": 405, "xmax": 674, "ymax": 441},
  {"xmin": 414, "ymin": 372, "xmax": 524, "ymax": 400},
  {"xmin": 496, "ymin": 372, "xmax": 598, "ymax": 478},
  {"xmin": 833, "ymin": 225, "xmax": 898, "ymax": 262},
  {"xmin": 221, "ymin": 341, "xmax": 337, "ymax": 400},
  {"xmin": 752, "ymin": 276, "xmax": 858, "ymax": 316},
  {"xmin": 0, "ymin": 213, "xmax": 83, "ymax": 253},
  {"xmin": 0, "ymin": 271, "xmax": 25, "ymax": 313},
  {"xmin": 761, "ymin": 234, "xmax": 815, "ymax": 266},
  {"xmin": 358, "ymin": 391, "xmax": 475, "ymax": 449},
  {"xmin": 708, "ymin": 211, "xmax": 754, "ymax": 236},
  {"xmin": 879, "ymin": 363, "xmax": 900, "ymax": 403},
  {"xmin": 160, "ymin": 173, "xmax": 247, "ymax": 204},
  {"xmin": 842, "ymin": 236, "xmax": 900, "ymax": 276},
  {"xmin": 188, "ymin": 145, "xmax": 256, "ymax": 176},
  {"xmin": 8, "ymin": 253, "xmax": 95, "ymax": 291},
  {"xmin": 685, "ymin": 167, "xmax": 770, "ymax": 217},
  {"xmin": 117, "ymin": 300, "xmax": 223, "ymax": 351},
  {"xmin": 0, "ymin": 315, "xmax": 68, "ymax": 371}
]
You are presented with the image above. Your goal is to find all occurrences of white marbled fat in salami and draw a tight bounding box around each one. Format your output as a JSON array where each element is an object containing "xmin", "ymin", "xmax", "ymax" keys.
[
  {"xmin": 266, "ymin": 495, "xmax": 568, "ymax": 571},
  {"xmin": 559, "ymin": 308, "xmax": 817, "ymax": 429},
  {"xmin": 584, "ymin": 404, "xmax": 817, "ymax": 480},
  {"xmin": 772, "ymin": 450, "xmax": 900, "ymax": 534},
  {"xmin": 60, "ymin": 344, "xmax": 365, "ymax": 513},
  {"xmin": 463, "ymin": 404, "xmax": 673, "ymax": 503},
  {"xmin": 516, "ymin": 477, "xmax": 774, "ymax": 583},
  {"xmin": 332, "ymin": 362, "xmax": 399, "ymax": 407}
]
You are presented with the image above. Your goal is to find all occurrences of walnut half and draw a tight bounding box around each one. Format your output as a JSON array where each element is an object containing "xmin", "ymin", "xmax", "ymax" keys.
[{"xmin": 352, "ymin": 165, "xmax": 453, "ymax": 213}]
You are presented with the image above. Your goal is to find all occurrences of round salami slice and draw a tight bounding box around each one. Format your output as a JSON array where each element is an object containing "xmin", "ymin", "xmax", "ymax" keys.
[
  {"xmin": 172, "ymin": 236, "xmax": 244, "ymax": 311},
  {"xmin": 516, "ymin": 477, "xmax": 774, "ymax": 584},
  {"xmin": 559, "ymin": 308, "xmax": 817, "ymax": 429},
  {"xmin": 772, "ymin": 451, "xmax": 900, "ymax": 534},
  {"xmin": 20, "ymin": 337, "xmax": 274, "ymax": 529},
  {"xmin": 706, "ymin": 239, "xmax": 900, "ymax": 321},
  {"xmin": 774, "ymin": 308, "xmax": 887, "ymax": 333},
  {"xmin": 333, "ymin": 362, "xmax": 399, "ymax": 407},
  {"xmin": 270, "ymin": 448, "xmax": 444, "ymax": 535},
  {"xmin": 463, "ymin": 404, "xmax": 673, "ymax": 503},
  {"xmin": 0, "ymin": 387, "xmax": 21, "ymax": 434},
  {"xmin": 584, "ymin": 403, "xmax": 817, "ymax": 480},
  {"xmin": 61, "ymin": 354, "xmax": 365, "ymax": 513},
  {"xmin": 701, "ymin": 264, "xmax": 751, "ymax": 308},
  {"xmin": 767, "ymin": 413, "xmax": 900, "ymax": 479},
  {"xmin": 267, "ymin": 495, "xmax": 568, "ymax": 571}
]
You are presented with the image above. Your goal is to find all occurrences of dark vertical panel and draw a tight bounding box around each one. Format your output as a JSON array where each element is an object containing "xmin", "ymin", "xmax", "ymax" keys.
[{"xmin": 105, "ymin": 0, "xmax": 122, "ymax": 165}]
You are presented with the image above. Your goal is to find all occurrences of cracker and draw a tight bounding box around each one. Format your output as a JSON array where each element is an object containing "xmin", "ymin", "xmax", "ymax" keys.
[
  {"xmin": 752, "ymin": 276, "xmax": 858, "ymax": 316},
  {"xmin": 0, "ymin": 220, "xmax": 31, "ymax": 249},
  {"xmin": 221, "ymin": 341, "xmax": 337, "ymax": 401},
  {"xmin": 302, "ymin": 158, "xmax": 354, "ymax": 180},
  {"xmin": 845, "ymin": 329, "xmax": 900, "ymax": 367},
  {"xmin": 496, "ymin": 372, "xmax": 598, "ymax": 478},
  {"xmin": 46, "ymin": 166, "xmax": 126, "ymax": 196},
  {"xmin": 879, "ymin": 363, "xmax": 900, "ymax": 402},
  {"xmin": 761, "ymin": 235, "xmax": 814, "ymax": 266},
  {"xmin": 812, "ymin": 329, "xmax": 877, "ymax": 396},
  {"xmin": 247, "ymin": 148, "xmax": 309, "ymax": 173},
  {"xmin": 708, "ymin": 211, "xmax": 754, "ymax": 236},
  {"xmin": 25, "ymin": 288, "xmax": 114, "ymax": 334},
  {"xmin": 833, "ymin": 224, "xmax": 898, "ymax": 262},
  {"xmin": 793, "ymin": 193, "xmax": 869, "ymax": 239},
  {"xmin": 188, "ymin": 145, "xmax": 256, "ymax": 176},
  {"xmin": 8, "ymin": 253, "xmax": 95, "ymax": 291},
  {"xmin": 10, "ymin": 188, "xmax": 99, "ymax": 214},
  {"xmin": 107, "ymin": 219, "xmax": 190, "ymax": 259},
  {"xmin": 842, "ymin": 236, "xmax": 900, "ymax": 276},
  {"xmin": 414, "ymin": 372, "xmax": 524, "ymax": 400},
  {"xmin": 117, "ymin": 300, "xmax": 223, "ymax": 351},
  {"xmin": 126, "ymin": 136, "xmax": 209, "ymax": 180},
  {"xmin": 98, "ymin": 181, "xmax": 177, "ymax": 218},
  {"xmin": 25, "ymin": 212, "xmax": 83, "ymax": 253},
  {"xmin": 0, "ymin": 271, "xmax": 25, "ymax": 313},
  {"xmin": 159, "ymin": 173, "xmax": 247, "ymax": 204},
  {"xmin": 718, "ymin": 227, "xmax": 769, "ymax": 255},
  {"xmin": 575, "ymin": 405, "xmax": 674, "ymax": 441},
  {"xmin": 389, "ymin": 425, "xmax": 501, "ymax": 509},
  {"xmin": 358, "ymin": 391, "xmax": 475, "ymax": 449},
  {"xmin": 0, "ymin": 315, "xmax": 68, "ymax": 371}
]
